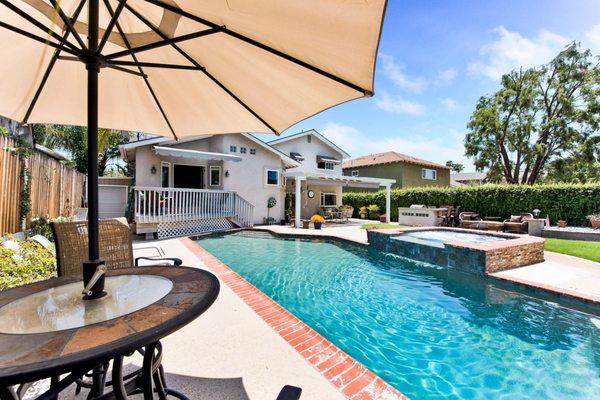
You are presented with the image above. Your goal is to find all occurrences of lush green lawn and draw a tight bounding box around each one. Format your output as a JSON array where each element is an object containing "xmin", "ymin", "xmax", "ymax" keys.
[
  {"xmin": 544, "ymin": 238, "xmax": 600, "ymax": 263},
  {"xmin": 360, "ymin": 223, "xmax": 402, "ymax": 230}
]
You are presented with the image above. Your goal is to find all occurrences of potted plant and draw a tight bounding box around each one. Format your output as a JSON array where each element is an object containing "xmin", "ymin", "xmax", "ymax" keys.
[
  {"xmin": 557, "ymin": 214, "xmax": 567, "ymax": 228},
  {"xmin": 310, "ymin": 214, "xmax": 325, "ymax": 230},
  {"xmin": 339, "ymin": 204, "xmax": 354, "ymax": 220},
  {"xmin": 358, "ymin": 206, "xmax": 368, "ymax": 219},
  {"xmin": 302, "ymin": 220, "xmax": 310, "ymax": 229},
  {"xmin": 587, "ymin": 214, "xmax": 600, "ymax": 229},
  {"xmin": 266, "ymin": 196, "xmax": 277, "ymax": 225},
  {"xmin": 379, "ymin": 214, "xmax": 387, "ymax": 223},
  {"xmin": 367, "ymin": 204, "xmax": 380, "ymax": 220}
]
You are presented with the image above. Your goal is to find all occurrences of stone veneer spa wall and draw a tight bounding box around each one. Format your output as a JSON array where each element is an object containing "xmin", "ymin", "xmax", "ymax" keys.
[{"xmin": 368, "ymin": 228, "xmax": 545, "ymax": 274}]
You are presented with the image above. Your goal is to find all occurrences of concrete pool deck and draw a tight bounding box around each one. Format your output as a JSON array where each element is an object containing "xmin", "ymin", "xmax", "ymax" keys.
[{"xmin": 132, "ymin": 237, "xmax": 404, "ymax": 400}]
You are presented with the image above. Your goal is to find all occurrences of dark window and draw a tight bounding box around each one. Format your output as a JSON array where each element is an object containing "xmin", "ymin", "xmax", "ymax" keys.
[
  {"xmin": 266, "ymin": 169, "xmax": 279, "ymax": 185},
  {"xmin": 210, "ymin": 166, "xmax": 221, "ymax": 186},
  {"xmin": 317, "ymin": 161, "xmax": 334, "ymax": 170},
  {"xmin": 161, "ymin": 163, "xmax": 170, "ymax": 187},
  {"xmin": 173, "ymin": 165, "xmax": 204, "ymax": 189},
  {"xmin": 240, "ymin": 147, "xmax": 247, "ymax": 154},
  {"xmin": 230, "ymin": 145, "xmax": 237, "ymax": 152},
  {"xmin": 250, "ymin": 148, "xmax": 256, "ymax": 155}
]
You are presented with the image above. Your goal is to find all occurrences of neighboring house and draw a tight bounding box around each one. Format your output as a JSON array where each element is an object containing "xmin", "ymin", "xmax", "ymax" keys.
[
  {"xmin": 342, "ymin": 151, "xmax": 450, "ymax": 188},
  {"xmin": 269, "ymin": 130, "xmax": 394, "ymax": 228},
  {"xmin": 120, "ymin": 129, "xmax": 394, "ymax": 237},
  {"xmin": 450, "ymin": 172, "xmax": 488, "ymax": 187}
]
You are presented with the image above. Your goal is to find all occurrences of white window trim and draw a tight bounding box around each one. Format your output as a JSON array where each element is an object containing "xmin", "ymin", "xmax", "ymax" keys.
[
  {"xmin": 320, "ymin": 192, "xmax": 337, "ymax": 207},
  {"xmin": 351, "ymin": 170, "xmax": 359, "ymax": 177},
  {"xmin": 160, "ymin": 161, "xmax": 171, "ymax": 187},
  {"xmin": 209, "ymin": 165, "xmax": 221, "ymax": 186},
  {"xmin": 422, "ymin": 168, "xmax": 437, "ymax": 180},
  {"xmin": 265, "ymin": 169, "xmax": 280, "ymax": 186}
]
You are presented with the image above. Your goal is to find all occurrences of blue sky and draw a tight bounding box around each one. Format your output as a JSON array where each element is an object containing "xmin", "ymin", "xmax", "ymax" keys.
[{"xmin": 257, "ymin": 0, "xmax": 600, "ymax": 170}]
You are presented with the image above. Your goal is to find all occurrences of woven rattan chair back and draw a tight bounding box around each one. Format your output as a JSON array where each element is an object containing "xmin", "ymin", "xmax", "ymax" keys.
[{"xmin": 51, "ymin": 218, "xmax": 134, "ymax": 277}]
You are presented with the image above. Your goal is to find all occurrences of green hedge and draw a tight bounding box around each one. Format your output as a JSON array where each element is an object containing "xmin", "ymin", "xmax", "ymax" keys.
[{"xmin": 342, "ymin": 184, "xmax": 600, "ymax": 225}]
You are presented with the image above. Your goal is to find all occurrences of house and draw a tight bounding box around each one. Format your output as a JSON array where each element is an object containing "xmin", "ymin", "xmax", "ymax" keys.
[
  {"xmin": 120, "ymin": 129, "xmax": 394, "ymax": 238},
  {"xmin": 342, "ymin": 151, "xmax": 450, "ymax": 188},
  {"xmin": 450, "ymin": 172, "xmax": 488, "ymax": 187}
]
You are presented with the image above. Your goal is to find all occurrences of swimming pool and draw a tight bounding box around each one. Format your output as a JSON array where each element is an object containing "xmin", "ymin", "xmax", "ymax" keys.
[{"xmin": 197, "ymin": 232, "xmax": 600, "ymax": 399}]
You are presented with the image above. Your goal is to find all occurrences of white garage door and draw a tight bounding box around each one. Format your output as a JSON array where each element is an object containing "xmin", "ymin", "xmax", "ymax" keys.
[{"xmin": 98, "ymin": 185, "xmax": 128, "ymax": 219}]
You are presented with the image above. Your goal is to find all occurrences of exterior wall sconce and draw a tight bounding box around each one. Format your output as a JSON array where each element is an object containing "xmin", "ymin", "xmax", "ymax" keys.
[
  {"xmin": 225, "ymin": 170, "xmax": 230, "ymax": 177},
  {"xmin": 150, "ymin": 165, "xmax": 157, "ymax": 174}
]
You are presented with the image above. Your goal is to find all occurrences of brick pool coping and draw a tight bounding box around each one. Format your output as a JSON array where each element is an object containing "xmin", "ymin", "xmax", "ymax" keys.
[{"xmin": 180, "ymin": 237, "xmax": 407, "ymax": 400}]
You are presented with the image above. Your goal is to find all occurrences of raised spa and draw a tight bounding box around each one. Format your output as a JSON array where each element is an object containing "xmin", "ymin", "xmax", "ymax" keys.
[{"xmin": 368, "ymin": 228, "xmax": 545, "ymax": 274}]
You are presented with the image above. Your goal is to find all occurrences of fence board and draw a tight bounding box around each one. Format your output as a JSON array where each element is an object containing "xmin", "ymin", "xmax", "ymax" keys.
[{"xmin": 0, "ymin": 136, "xmax": 85, "ymax": 235}]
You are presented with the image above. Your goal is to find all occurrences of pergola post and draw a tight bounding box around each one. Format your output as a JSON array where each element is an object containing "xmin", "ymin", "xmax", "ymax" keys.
[
  {"xmin": 385, "ymin": 183, "xmax": 391, "ymax": 223},
  {"xmin": 295, "ymin": 177, "xmax": 303, "ymax": 228}
]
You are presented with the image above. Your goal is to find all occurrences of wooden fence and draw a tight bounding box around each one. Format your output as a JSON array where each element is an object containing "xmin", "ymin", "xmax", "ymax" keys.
[{"xmin": 0, "ymin": 135, "xmax": 85, "ymax": 236}]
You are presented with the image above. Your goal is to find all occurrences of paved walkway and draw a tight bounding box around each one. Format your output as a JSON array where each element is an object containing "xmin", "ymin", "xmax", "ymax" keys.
[{"xmin": 132, "ymin": 238, "xmax": 347, "ymax": 400}]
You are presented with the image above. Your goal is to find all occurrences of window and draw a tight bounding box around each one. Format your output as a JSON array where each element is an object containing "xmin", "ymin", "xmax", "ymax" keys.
[
  {"xmin": 229, "ymin": 145, "xmax": 237, "ymax": 153},
  {"xmin": 422, "ymin": 168, "xmax": 437, "ymax": 180},
  {"xmin": 210, "ymin": 166, "xmax": 221, "ymax": 186},
  {"xmin": 161, "ymin": 162, "xmax": 170, "ymax": 187},
  {"xmin": 317, "ymin": 161, "xmax": 335, "ymax": 170},
  {"xmin": 351, "ymin": 170, "xmax": 359, "ymax": 177},
  {"xmin": 320, "ymin": 192, "xmax": 337, "ymax": 207},
  {"xmin": 265, "ymin": 169, "xmax": 279, "ymax": 186},
  {"xmin": 250, "ymin": 148, "xmax": 256, "ymax": 155},
  {"xmin": 307, "ymin": 135, "xmax": 311, "ymax": 143},
  {"xmin": 240, "ymin": 147, "xmax": 247, "ymax": 154}
]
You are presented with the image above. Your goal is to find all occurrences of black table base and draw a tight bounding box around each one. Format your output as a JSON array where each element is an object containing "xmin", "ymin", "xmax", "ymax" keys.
[{"xmin": 1, "ymin": 341, "xmax": 186, "ymax": 400}]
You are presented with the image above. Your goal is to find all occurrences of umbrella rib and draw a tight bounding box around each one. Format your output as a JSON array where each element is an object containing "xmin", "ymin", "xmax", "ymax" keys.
[
  {"xmin": 142, "ymin": 0, "xmax": 371, "ymax": 96},
  {"xmin": 97, "ymin": 0, "xmax": 127, "ymax": 53},
  {"xmin": 104, "ymin": 27, "xmax": 222, "ymax": 60},
  {"xmin": 0, "ymin": 0, "xmax": 81, "ymax": 52},
  {"xmin": 23, "ymin": 0, "xmax": 88, "ymax": 124},
  {"xmin": 124, "ymin": 3, "xmax": 278, "ymax": 134},
  {"xmin": 103, "ymin": 0, "xmax": 178, "ymax": 139},
  {"xmin": 0, "ymin": 20, "xmax": 79, "ymax": 56},
  {"xmin": 108, "ymin": 60, "xmax": 203, "ymax": 71},
  {"xmin": 48, "ymin": 0, "xmax": 87, "ymax": 50}
]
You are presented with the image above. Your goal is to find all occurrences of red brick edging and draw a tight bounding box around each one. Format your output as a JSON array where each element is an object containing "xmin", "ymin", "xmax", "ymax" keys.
[{"xmin": 180, "ymin": 237, "xmax": 407, "ymax": 400}]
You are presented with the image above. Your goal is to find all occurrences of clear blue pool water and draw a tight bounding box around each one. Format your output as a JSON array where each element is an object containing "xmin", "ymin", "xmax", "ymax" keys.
[{"xmin": 197, "ymin": 232, "xmax": 600, "ymax": 400}]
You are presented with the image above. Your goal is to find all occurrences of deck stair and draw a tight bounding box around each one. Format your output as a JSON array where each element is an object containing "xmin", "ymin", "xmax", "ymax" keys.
[{"xmin": 133, "ymin": 187, "xmax": 254, "ymax": 239}]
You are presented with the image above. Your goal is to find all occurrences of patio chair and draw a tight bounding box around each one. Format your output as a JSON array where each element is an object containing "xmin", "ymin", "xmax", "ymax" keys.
[
  {"xmin": 51, "ymin": 218, "xmax": 182, "ymax": 277},
  {"xmin": 458, "ymin": 212, "xmax": 482, "ymax": 229}
]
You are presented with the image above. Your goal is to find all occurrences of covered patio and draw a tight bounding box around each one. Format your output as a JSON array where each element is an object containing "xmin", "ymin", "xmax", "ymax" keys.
[{"xmin": 283, "ymin": 171, "xmax": 395, "ymax": 228}]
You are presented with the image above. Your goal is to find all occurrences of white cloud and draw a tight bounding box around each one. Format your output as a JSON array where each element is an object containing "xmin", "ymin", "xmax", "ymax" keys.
[
  {"xmin": 375, "ymin": 91, "xmax": 425, "ymax": 116},
  {"xmin": 378, "ymin": 54, "xmax": 427, "ymax": 93},
  {"xmin": 440, "ymin": 97, "xmax": 459, "ymax": 112},
  {"xmin": 321, "ymin": 122, "xmax": 471, "ymax": 167},
  {"xmin": 469, "ymin": 26, "xmax": 569, "ymax": 80},
  {"xmin": 435, "ymin": 68, "xmax": 457, "ymax": 85},
  {"xmin": 584, "ymin": 24, "xmax": 600, "ymax": 54}
]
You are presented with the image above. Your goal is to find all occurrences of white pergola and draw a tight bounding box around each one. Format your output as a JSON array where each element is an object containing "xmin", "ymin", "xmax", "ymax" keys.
[{"xmin": 282, "ymin": 171, "xmax": 395, "ymax": 228}]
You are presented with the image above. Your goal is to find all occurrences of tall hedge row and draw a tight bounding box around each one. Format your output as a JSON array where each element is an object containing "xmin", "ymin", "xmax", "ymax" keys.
[{"xmin": 342, "ymin": 184, "xmax": 600, "ymax": 225}]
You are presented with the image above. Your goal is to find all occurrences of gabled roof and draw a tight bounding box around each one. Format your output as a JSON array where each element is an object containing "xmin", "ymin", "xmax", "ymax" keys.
[
  {"xmin": 240, "ymin": 133, "xmax": 300, "ymax": 168},
  {"xmin": 342, "ymin": 151, "xmax": 449, "ymax": 170},
  {"xmin": 267, "ymin": 129, "xmax": 350, "ymax": 159}
]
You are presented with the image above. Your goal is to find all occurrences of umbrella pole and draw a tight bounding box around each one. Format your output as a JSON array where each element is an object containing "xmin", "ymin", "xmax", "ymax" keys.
[{"xmin": 82, "ymin": 0, "xmax": 106, "ymax": 300}]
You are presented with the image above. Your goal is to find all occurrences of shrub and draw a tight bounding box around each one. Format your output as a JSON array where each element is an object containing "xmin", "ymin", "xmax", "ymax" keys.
[
  {"xmin": 343, "ymin": 184, "xmax": 600, "ymax": 225},
  {"xmin": 367, "ymin": 204, "xmax": 380, "ymax": 219},
  {"xmin": 29, "ymin": 215, "xmax": 72, "ymax": 240},
  {"xmin": 0, "ymin": 240, "xmax": 56, "ymax": 290}
]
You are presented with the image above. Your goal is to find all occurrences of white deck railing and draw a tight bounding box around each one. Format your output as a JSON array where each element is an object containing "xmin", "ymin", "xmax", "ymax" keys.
[{"xmin": 134, "ymin": 186, "xmax": 254, "ymax": 227}]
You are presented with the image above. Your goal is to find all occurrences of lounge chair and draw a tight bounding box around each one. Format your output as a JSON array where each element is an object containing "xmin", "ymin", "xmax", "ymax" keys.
[
  {"xmin": 503, "ymin": 213, "xmax": 534, "ymax": 234},
  {"xmin": 459, "ymin": 212, "xmax": 482, "ymax": 229}
]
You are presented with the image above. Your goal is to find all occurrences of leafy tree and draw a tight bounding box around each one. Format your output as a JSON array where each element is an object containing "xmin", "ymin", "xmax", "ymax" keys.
[
  {"xmin": 32, "ymin": 124, "xmax": 128, "ymax": 175},
  {"xmin": 465, "ymin": 43, "xmax": 600, "ymax": 184},
  {"xmin": 445, "ymin": 160, "xmax": 465, "ymax": 173}
]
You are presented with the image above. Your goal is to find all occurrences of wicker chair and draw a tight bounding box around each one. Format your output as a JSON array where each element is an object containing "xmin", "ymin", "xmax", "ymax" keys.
[{"xmin": 51, "ymin": 218, "xmax": 181, "ymax": 278}]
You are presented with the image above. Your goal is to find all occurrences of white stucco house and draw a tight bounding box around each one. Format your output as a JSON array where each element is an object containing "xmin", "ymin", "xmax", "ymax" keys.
[{"xmin": 120, "ymin": 129, "xmax": 393, "ymax": 238}]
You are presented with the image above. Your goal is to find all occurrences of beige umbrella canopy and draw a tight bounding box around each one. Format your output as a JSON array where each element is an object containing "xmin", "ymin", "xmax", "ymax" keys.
[
  {"xmin": 0, "ymin": 0, "xmax": 386, "ymax": 137},
  {"xmin": 0, "ymin": 0, "xmax": 386, "ymax": 298}
]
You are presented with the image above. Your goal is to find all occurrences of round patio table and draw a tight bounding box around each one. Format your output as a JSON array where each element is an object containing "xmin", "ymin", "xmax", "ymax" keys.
[{"xmin": 0, "ymin": 266, "xmax": 220, "ymax": 400}]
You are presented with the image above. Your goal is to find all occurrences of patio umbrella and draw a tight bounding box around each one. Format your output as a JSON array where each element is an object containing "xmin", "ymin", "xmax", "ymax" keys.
[{"xmin": 0, "ymin": 0, "xmax": 387, "ymax": 298}]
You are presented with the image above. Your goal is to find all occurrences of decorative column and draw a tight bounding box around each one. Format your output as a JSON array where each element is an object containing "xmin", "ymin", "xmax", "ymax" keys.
[
  {"xmin": 385, "ymin": 183, "xmax": 391, "ymax": 223},
  {"xmin": 295, "ymin": 177, "xmax": 303, "ymax": 228}
]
